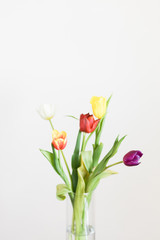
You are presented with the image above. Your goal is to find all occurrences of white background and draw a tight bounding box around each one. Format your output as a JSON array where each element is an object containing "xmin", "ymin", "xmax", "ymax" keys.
[{"xmin": 0, "ymin": 0, "xmax": 160, "ymax": 239}]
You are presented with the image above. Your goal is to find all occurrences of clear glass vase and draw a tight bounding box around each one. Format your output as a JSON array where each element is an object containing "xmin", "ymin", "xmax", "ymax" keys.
[{"xmin": 66, "ymin": 192, "xmax": 95, "ymax": 240}]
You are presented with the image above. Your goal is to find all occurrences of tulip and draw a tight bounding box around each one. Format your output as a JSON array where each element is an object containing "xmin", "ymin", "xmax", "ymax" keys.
[
  {"xmin": 80, "ymin": 113, "xmax": 100, "ymax": 133},
  {"xmin": 37, "ymin": 104, "xmax": 55, "ymax": 120},
  {"xmin": 52, "ymin": 130, "xmax": 67, "ymax": 150},
  {"xmin": 90, "ymin": 96, "xmax": 107, "ymax": 119},
  {"xmin": 123, "ymin": 150, "xmax": 143, "ymax": 166}
]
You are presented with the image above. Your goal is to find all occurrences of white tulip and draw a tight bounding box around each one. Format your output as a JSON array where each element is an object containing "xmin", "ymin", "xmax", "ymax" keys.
[{"xmin": 37, "ymin": 104, "xmax": 55, "ymax": 120}]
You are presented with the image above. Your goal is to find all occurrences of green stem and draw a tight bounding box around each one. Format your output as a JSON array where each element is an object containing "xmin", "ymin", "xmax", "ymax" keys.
[
  {"xmin": 83, "ymin": 132, "xmax": 94, "ymax": 151},
  {"xmin": 105, "ymin": 161, "xmax": 123, "ymax": 169},
  {"xmin": 81, "ymin": 133, "xmax": 86, "ymax": 151},
  {"xmin": 58, "ymin": 150, "xmax": 60, "ymax": 159},
  {"xmin": 49, "ymin": 119, "xmax": 54, "ymax": 130},
  {"xmin": 60, "ymin": 150, "xmax": 72, "ymax": 186},
  {"xmin": 83, "ymin": 122, "xmax": 100, "ymax": 151}
]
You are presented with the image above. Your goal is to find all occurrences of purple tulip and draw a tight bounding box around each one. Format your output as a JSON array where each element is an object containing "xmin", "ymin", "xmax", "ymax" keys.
[{"xmin": 123, "ymin": 150, "xmax": 143, "ymax": 166}]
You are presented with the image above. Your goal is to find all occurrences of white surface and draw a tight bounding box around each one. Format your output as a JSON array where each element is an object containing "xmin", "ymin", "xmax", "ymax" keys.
[{"xmin": 0, "ymin": 0, "xmax": 160, "ymax": 239}]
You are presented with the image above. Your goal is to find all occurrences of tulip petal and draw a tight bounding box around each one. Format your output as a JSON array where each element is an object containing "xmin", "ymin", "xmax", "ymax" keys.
[
  {"xmin": 137, "ymin": 151, "xmax": 143, "ymax": 158},
  {"xmin": 91, "ymin": 119, "xmax": 100, "ymax": 132},
  {"xmin": 87, "ymin": 115, "xmax": 94, "ymax": 126},
  {"xmin": 52, "ymin": 139, "xmax": 60, "ymax": 150},
  {"xmin": 80, "ymin": 116, "xmax": 90, "ymax": 133},
  {"xmin": 124, "ymin": 151, "xmax": 138, "ymax": 161}
]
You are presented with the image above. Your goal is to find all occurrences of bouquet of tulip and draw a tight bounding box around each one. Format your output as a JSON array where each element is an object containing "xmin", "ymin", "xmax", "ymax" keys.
[{"xmin": 38, "ymin": 96, "xmax": 143, "ymax": 239}]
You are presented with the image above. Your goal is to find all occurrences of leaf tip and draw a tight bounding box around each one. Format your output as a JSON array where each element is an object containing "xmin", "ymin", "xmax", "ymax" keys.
[
  {"xmin": 65, "ymin": 115, "xmax": 79, "ymax": 120},
  {"xmin": 121, "ymin": 135, "xmax": 127, "ymax": 141}
]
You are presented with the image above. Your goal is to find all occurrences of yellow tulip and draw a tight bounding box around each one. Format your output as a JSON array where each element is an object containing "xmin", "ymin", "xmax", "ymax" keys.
[
  {"xmin": 90, "ymin": 96, "xmax": 107, "ymax": 119},
  {"xmin": 52, "ymin": 130, "xmax": 67, "ymax": 150}
]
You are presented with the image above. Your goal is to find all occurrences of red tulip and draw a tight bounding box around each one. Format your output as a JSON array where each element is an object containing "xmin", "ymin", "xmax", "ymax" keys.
[{"xmin": 80, "ymin": 113, "xmax": 100, "ymax": 133}]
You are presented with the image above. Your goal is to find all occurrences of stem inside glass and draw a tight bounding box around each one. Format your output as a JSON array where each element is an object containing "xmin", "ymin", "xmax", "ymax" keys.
[{"xmin": 66, "ymin": 192, "xmax": 95, "ymax": 240}]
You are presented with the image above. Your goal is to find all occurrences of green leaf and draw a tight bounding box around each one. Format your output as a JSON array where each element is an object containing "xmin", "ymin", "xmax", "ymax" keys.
[
  {"xmin": 73, "ymin": 165, "xmax": 86, "ymax": 234},
  {"xmin": 76, "ymin": 166, "xmax": 86, "ymax": 194},
  {"xmin": 39, "ymin": 149, "xmax": 58, "ymax": 174},
  {"xmin": 66, "ymin": 115, "xmax": 79, "ymax": 120},
  {"xmin": 71, "ymin": 131, "xmax": 82, "ymax": 169},
  {"xmin": 56, "ymin": 184, "xmax": 71, "ymax": 201},
  {"xmin": 91, "ymin": 135, "xmax": 126, "ymax": 179},
  {"xmin": 71, "ymin": 130, "xmax": 82, "ymax": 192},
  {"xmin": 39, "ymin": 147, "xmax": 70, "ymax": 186},
  {"xmin": 51, "ymin": 145, "xmax": 70, "ymax": 186},
  {"xmin": 106, "ymin": 94, "xmax": 112, "ymax": 108},
  {"xmin": 95, "ymin": 95, "xmax": 112, "ymax": 145},
  {"xmin": 71, "ymin": 169, "xmax": 78, "ymax": 193},
  {"xmin": 92, "ymin": 142, "xmax": 103, "ymax": 168},
  {"xmin": 86, "ymin": 169, "xmax": 117, "ymax": 193},
  {"xmin": 81, "ymin": 151, "xmax": 93, "ymax": 173}
]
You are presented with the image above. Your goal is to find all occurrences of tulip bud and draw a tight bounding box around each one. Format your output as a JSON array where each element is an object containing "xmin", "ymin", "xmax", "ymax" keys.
[
  {"xmin": 52, "ymin": 130, "xmax": 67, "ymax": 150},
  {"xmin": 123, "ymin": 150, "xmax": 143, "ymax": 166},
  {"xmin": 37, "ymin": 104, "xmax": 55, "ymax": 120},
  {"xmin": 80, "ymin": 113, "xmax": 100, "ymax": 133},
  {"xmin": 90, "ymin": 96, "xmax": 107, "ymax": 119}
]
